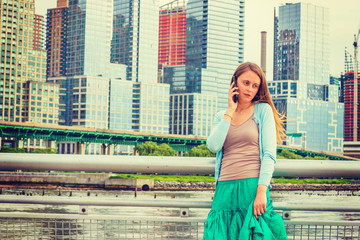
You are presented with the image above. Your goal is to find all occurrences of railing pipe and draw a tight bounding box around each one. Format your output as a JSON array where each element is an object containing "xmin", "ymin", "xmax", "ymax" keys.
[
  {"xmin": 0, "ymin": 196, "xmax": 359, "ymax": 212},
  {"xmin": 0, "ymin": 153, "xmax": 360, "ymax": 178}
]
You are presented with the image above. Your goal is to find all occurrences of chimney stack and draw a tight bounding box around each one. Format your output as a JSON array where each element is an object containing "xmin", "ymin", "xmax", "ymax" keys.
[{"xmin": 261, "ymin": 31, "xmax": 267, "ymax": 75}]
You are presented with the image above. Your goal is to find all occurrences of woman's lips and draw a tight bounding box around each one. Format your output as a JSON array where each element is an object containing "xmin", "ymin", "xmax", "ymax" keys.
[{"xmin": 244, "ymin": 93, "xmax": 251, "ymax": 97}]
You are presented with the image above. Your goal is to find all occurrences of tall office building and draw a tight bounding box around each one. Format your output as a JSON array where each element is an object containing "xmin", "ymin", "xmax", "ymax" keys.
[
  {"xmin": 0, "ymin": 0, "xmax": 59, "ymax": 125},
  {"xmin": 273, "ymin": 3, "xmax": 330, "ymax": 84},
  {"xmin": 46, "ymin": 0, "xmax": 69, "ymax": 77},
  {"xmin": 163, "ymin": 0, "xmax": 244, "ymax": 137},
  {"xmin": 270, "ymin": 3, "xmax": 343, "ymax": 153},
  {"xmin": 111, "ymin": 0, "xmax": 159, "ymax": 83},
  {"xmin": 111, "ymin": 0, "xmax": 171, "ymax": 134},
  {"xmin": 342, "ymin": 72, "xmax": 360, "ymax": 141},
  {"xmin": 342, "ymin": 71, "xmax": 360, "ymax": 158},
  {"xmin": 47, "ymin": 0, "xmax": 125, "ymax": 79},
  {"xmin": 158, "ymin": 0, "xmax": 186, "ymax": 69},
  {"xmin": 65, "ymin": 0, "xmax": 123, "ymax": 78},
  {"xmin": 185, "ymin": 0, "xmax": 244, "ymax": 110},
  {"xmin": 34, "ymin": 14, "xmax": 45, "ymax": 50}
]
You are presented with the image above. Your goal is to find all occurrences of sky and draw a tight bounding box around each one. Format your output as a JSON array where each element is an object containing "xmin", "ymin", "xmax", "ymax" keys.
[{"xmin": 35, "ymin": 0, "xmax": 360, "ymax": 79}]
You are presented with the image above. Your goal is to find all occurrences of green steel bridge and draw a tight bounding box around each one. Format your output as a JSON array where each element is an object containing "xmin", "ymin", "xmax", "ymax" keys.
[
  {"xmin": 0, "ymin": 121, "xmax": 358, "ymax": 160},
  {"xmin": 0, "ymin": 121, "xmax": 206, "ymax": 152}
]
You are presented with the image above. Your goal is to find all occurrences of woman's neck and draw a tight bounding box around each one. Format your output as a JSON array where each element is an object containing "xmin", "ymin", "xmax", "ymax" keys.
[{"xmin": 235, "ymin": 102, "xmax": 254, "ymax": 112}]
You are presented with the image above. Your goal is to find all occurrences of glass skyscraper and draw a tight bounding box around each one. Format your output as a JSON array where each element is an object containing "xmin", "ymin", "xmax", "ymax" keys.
[
  {"xmin": 132, "ymin": 82, "xmax": 170, "ymax": 133},
  {"xmin": 158, "ymin": 1, "xmax": 186, "ymax": 69},
  {"xmin": 112, "ymin": 0, "xmax": 159, "ymax": 83},
  {"xmin": 170, "ymin": 93, "xmax": 217, "ymax": 136},
  {"xmin": 268, "ymin": 80, "xmax": 344, "ymax": 152},
  {"xmin": 273, "ymin": 3, "xmax": 330, "ymax": 84},
  {"xmin": 185, "ymin": 0, "xmax": 244, "ymax": 110},
  {"xmin": 163, "ymin": 0, "xmax": 245, "ymax": 137},
  {"xmin": 270, "ymin": 3, "xmax": 343, "ymax": 153},
  {"xmin": 109, "ymin": 79, "xmax": 133, "ymax": 130},
  {"xmin": 65, "ymin": 0, "xmax": 124, "ymax": 78}
]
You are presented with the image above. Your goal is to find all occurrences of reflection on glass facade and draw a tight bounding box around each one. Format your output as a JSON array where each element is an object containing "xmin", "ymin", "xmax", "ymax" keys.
[
  {"xmin": 274, "ymin": 3, "xmax": 330, "ymax": 84},
  {"xmin": 268, "ymin": 80, "xmax": 344, "ymax": 153},
  {"xmin": 170, "ymin": 93, "xmax": 217, "ymax": 136},
  {"xmin": 70, "ymin": 76, "xmax": 110, "ymax": 129},
  {"xmin": 163, "ymin": 65, "xmax": 186, "ymax": 93},
  {"xmin": 132, "ymin": 82, "xmax": 170, "ymax": 134},
  {"xmin": 109, "ymin": 79, "xmax": 133, "ymax": 130},
  {"xmin": 66, "ymin": 0, "xmax": 125, "ymax": 78},
  {"xmin": 112, "ymin": 0, "xmax": 159, "ymax": 83},
  {"xmin": 47, "ymin": 77, "xmax": 72, "ymax": 125},
  {"xmin": 49, "ymin": 75, "xmax": 133, "ymax": 131}
]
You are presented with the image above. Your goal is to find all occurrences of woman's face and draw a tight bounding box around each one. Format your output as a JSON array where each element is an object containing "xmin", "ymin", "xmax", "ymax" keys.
[{"xmin": 236, "ymin": 70, "xmax": 261, "ymax": 103}]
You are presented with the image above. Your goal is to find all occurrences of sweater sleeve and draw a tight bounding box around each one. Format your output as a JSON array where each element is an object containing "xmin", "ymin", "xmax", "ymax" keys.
[
  {"xmin": 206, "ymin": 111, "xmax": 231, "ymax": 153},
  {"xmin": 258, "ymin": 104, "xmax": 277, "ymax": 186}
]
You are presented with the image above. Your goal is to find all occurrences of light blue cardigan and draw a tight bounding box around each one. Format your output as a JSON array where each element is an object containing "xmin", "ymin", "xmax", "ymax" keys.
[{"xmin": 206, "ymin": 103, "xmax": 277, "ymax": 187}]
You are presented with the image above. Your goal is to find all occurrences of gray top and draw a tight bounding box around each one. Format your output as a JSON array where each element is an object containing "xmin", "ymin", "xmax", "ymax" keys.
[{"xmin": 218, "ymin": 115, "xmax": 261, "ymax": 181}]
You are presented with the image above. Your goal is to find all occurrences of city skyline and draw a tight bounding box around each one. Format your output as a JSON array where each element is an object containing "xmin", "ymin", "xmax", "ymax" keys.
[
  {"xmin": 35, "ymin": 0, "xmax": 360, "ymax": 79},
  {"xmin": 0, "ymin": 0, "xmax": 355, "ymax": 155}
]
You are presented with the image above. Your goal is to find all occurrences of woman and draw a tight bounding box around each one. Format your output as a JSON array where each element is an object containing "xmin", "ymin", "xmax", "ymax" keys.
[{"xmin": 203, "ymin": 62, "xmax": 288, "ymax": 240}]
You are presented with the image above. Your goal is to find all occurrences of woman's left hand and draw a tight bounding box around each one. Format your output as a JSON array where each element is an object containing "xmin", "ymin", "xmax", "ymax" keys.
[{"xmin": 253, "ymin": 185, "xmax": 268, "ymax": 219}]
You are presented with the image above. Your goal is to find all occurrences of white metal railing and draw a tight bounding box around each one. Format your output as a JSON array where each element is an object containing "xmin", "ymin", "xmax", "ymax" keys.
[
  {"xmin": 1, "ymin": 195, "xmax": 360, "ymax": 213},
  {"xmin": 0, "ymin": 196, "xmax": 359, "ymax": 239},
  {"xmin": 0, "ymin": 196, "xmax": 360, "ymax": 213},
  {"xmin": 1, "ymin": 153, "xmax": 360, "ymax": 178}
]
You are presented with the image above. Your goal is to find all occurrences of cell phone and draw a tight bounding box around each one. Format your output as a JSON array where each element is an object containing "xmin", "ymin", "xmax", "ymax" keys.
[{"xmin": 231, "ymin": 75, "xmax": 238, "ymax": 103}]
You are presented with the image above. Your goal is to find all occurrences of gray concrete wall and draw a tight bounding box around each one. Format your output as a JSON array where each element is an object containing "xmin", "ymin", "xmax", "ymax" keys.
[{"xmin": 0, "ymin": 172, "xmax": 154, "ymax": 190}]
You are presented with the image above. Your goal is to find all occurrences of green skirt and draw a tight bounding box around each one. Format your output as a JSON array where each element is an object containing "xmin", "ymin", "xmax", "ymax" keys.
[{"xmin": 203, "ymin": 178, "xmax": 288, "ymax": 240}]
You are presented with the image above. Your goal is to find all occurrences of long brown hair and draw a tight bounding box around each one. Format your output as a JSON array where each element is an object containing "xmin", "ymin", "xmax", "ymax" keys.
[{"xmin": 233, "ymin": 62, "xmax": 286, "ymax": 144}]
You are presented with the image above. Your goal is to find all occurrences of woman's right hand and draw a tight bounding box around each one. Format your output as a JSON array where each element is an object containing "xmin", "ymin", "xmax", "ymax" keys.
[{"xmin": 228, "ymin": 81, "xmax": 238, "ymax": 112}]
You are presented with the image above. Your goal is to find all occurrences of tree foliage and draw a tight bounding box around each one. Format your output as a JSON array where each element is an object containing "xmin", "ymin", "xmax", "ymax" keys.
[
  {"xmin": 277, "ymin": 149, "xmax": 329, "ymax": 160},
  {"xmin": 31, "ymin": 148, "xmax": 57, "ymax": 154},
  {"xmin": 184, "ymin": 144, "xmax": 215, "ymax": 157},
  {"xmin": 304, "ymin": 155, "xmax": 329, "ymax": 160},
  {"xmin": 0, "ymin": 147, "xmax": 26, "ymax": 153},
  {"xmin": 134, "ymin": 141, "xmax": 175, "ymax": 156},
  {"xmin": 277, "ymin": 149, "xmax": 303, "ymax": 159}
]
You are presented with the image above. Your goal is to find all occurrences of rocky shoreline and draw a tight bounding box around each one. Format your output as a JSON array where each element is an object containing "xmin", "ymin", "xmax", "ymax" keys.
[
  {"xmin": 1, "ymin": 182, "xmax": 360, "ymax": 192},
  {"xmin": 153, "ymin": 181, "xmax": 360, "ymax": 191}
]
